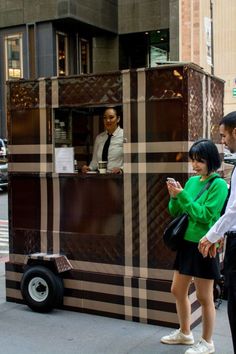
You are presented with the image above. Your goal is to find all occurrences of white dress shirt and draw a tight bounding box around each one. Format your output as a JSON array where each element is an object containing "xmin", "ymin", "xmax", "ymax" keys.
[
  {"xmin": 89, "ymin": 126, "xmax": 123, "ymax": 172},
  {"xmin": 205, "ymin": 167, "xmax": 236, "ymax": 243}
]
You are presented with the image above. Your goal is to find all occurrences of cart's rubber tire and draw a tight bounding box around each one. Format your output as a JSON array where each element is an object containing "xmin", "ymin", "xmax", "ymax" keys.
[{"xmin": 20, "ymin": 265, "xmax": 64, "ymax": 313}]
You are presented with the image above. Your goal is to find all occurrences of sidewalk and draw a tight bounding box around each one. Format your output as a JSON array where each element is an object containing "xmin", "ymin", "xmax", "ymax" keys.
[{"xmin": 0, "ymin": 259, "xmax": 233, "ymax": 354}]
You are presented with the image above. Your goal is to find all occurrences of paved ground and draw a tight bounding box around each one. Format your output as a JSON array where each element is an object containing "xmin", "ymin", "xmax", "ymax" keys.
[{"xmin": 0, "ymin": 257, "xmax": 233, "ymax": 354}]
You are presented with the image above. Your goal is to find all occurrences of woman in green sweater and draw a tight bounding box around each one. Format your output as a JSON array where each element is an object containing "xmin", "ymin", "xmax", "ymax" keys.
[{"xmin": 161, "ymin": 139, "xmax": 228, "ymax": 354}]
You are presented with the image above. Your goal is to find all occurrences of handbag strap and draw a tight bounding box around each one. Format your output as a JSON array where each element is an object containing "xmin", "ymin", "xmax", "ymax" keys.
[{"xmin": 193, "ymin": 176, "xmax": 219, "ymax": 201}]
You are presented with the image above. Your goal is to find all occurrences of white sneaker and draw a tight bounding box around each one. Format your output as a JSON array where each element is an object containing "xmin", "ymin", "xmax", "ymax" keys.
[
  {"xmin": 161, "ymin": 328, "xmax": 194, "ymax": 345},
  {"xmin": 185, "ymin": 338, "xmax": 215, "ymax": 354}
]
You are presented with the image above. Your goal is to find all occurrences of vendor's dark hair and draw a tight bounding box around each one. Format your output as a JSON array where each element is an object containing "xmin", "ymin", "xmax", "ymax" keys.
[
  {"xmin": 189, "ymin": 138, "xmax": 221, "ymax": 173},
  {"xmin": 220, "ymin": 111, "xmax": 236, "ymax": 131}
]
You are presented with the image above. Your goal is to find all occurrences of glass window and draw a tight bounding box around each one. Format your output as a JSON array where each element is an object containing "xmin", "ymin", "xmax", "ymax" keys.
[
  {"xmin": 149, "ymin": 30, "xmax": 169, "ymax": 66},
  {"xmin": 79, "ymin": 38, "xmax": 90, "ymax": 74},
  {"xmin": 119, "ymin": 29, "xmax": 169, "ymax": 69},
  {"xmin": 56, "ymin": 32, "xmax": 68, "ymax": 76},
  {"xmin": 5, "ymin": 34, "xmax": 23, "ymax": 80}
]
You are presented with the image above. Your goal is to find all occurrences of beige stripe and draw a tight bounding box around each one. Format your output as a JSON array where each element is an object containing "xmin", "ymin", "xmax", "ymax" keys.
[
  {"xmin": 6, "ymin": 288, "xmax": 23, "ymax": 300},
  {"xmin": 148, "ymin": 268, "xmax": 174, "ymax": 281},
  {"xmin": 40, "ymin": 109, "xmax": 47, "ymax": 163},
  {"xmin": 39, "ymin": 78, "xmax": 46, "ymax": 108},
  {"xmin": 147, "ymin": 308, "xmax": 179, "ymax": 324},
  {"xmin": 9, "ymin": 254, "xmax": 28, "ymax": 264},
  {"xmin": 80, "ymin": 260, "xmax": 125, "ymax": 276},
  {"xmin": 40, "ymin": 177, "xmax": 48, "ymax": 253},
  {"xmin": 122, "ymin": 70, "xmax": 133, "ymax": 275},
  {"xmin": 139, "ymin": 174, "xmax": 148, "ymax": 276},
  {"xmin": 124, "ymin": 174, "xmax": 133, "ymax": 274},
  {"xmin": 53, "ymin": 177, "xmax": 60, "ymax": 253},
  {"xmin": 39, "ymin": 79, "xmax": 49, "ymax": 252},
  {"xmin": 191, "ymin": 305, "xmax": 202, "ymax": 323},
  {"xmin": 122, "ymin": 69, "xmax": 131, "ymax": 145},
  {"xmin": 8, "ymin": 254, "xmax": 174, "ymax": 280},
  {"xmin": 148, "ymin": 290, "xmax": 175, "ymax": 303},
  {"xmin": 64, "ymin": 297, "xmax": 124, "ymax": 315},
  {"xmin": 124, "ymin": 276, "xmax": 132, "ymax": 319},
  {"xmin": 137, "ymin": 69, "xmax": 148, "ymax": 276},
  {"xmin": 81, "ymin": 298, "xmax": 124, "ymax": 315},
  {"xmin": 8, "ymin": 144, "xmax": 53, "ymax": 154},
  {"xmin": 137, "ymin": 68, "xmax": 146, "ymax": 143},
  {"xmin": 8, "ymin": 162, "xmax": 53, "ymax": 173},
  {"xmin": 51, "ymin": 77, "xmax": 59, "ymax": 108},
  {"xmin": 64, "ymin": 279, "xmax": 123, "ymax": 295},
  {"xmin": 124, "ymin": 142, "xmax": 222, "ymax": 153},
  {"xmin": 124, "ymin": 162, "xmax": 189, "ymax": 174},
  {"xmin": 124, "ymin": 162, "xmax": 222, "ymax": 174},
  {"xmin": 124, "ymin": 162, "xmax": 224, "ymax": 174},
  {"xmin": 124, "ymin": 277, "xmax": 133, "ymax": 321},
  {"xmin": 63, "ymin": 296, "xmax": 83, "ymax": 308},
  {"xmin": 40, "ymin": 231, "xmax": 48, "ymax": 253},
  {"xmin": 139, "ymin": 278, "xmax": 147, "ymax": 322},
  {"xmin": 6, "ymin": 270, "xmax": 22, "ymax": 282}
]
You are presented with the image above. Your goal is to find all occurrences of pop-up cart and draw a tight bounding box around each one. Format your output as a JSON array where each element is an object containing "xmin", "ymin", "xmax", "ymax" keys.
[{"xmin": 6, "ymin": 63, "xmax": 224, "ymax": 328}]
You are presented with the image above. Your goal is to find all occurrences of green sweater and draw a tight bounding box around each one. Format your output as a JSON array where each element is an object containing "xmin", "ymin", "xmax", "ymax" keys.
[{"xmin": 168, "ymin": 173, "xmax": 228, "ymax": 243}]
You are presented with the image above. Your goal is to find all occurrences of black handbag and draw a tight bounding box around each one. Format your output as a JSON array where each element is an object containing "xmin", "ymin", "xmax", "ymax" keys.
[
  {"xmin": 163, "ymin": 213, "xmax": 189, "ymax": 251},
  {"xmin": 163, "ymin": 176, "xmax": 219, "ymax": 251}
]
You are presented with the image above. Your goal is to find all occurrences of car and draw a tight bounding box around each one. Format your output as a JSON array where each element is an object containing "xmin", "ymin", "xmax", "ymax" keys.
[
  {"xmin": 0, "ymin": 138, "xmax": 7, "ymax": 159},
  {"xmin": 224, "ymin": 149, "xmax": 236, "ymax": 165},
  {"xmin": 0, "ymin": 162, "xmax": 8, "ymax": 191}
]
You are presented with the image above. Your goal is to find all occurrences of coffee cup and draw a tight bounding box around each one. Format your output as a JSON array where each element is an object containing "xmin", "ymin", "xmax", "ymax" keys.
[{"xmin": 98, "ymin": 161, "xmax": 107, "ymax": 174}]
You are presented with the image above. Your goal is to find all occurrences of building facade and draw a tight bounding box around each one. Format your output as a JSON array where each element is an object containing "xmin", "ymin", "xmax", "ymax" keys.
[{"xmin": 0, "ymin": 0, "xmax": 235, "ymax": 137}]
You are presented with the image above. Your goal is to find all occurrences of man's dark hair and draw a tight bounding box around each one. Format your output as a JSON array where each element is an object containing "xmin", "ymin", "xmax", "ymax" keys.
[
  {"xmin": 189, "ymin": 138, "xmax": 221, "ymax": 173},
  {"xmin": 220, "ymin": 111, "xmax": 236, "ymax": 130}
]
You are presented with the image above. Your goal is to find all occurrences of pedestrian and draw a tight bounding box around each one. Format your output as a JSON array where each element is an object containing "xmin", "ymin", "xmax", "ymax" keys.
[
  {"xmin": 81, "ymin": 107, "xmax": 123, "ymax": 174},
  {"xmin": 199, "ymin": 111, "xmax": 236, "ymax": 354},
  {"xmin": 161, "ymin": 138, "xmax": 228, "ymax": 354}
]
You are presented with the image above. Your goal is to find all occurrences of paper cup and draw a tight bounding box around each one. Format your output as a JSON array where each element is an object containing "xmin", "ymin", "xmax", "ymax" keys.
[{"xmin": 98, "ymin": 161, "xmax": 107, "ymax": 174}]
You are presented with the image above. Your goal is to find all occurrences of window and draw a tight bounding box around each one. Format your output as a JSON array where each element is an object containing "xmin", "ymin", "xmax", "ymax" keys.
[
  {"xmin": 79, "ymin": 38, "xmax": 90, "ymax": 74},
  {"xmin": 56, "ymin": 32, "xmax": 68, "ymax": 76},
  {"xmin": 5, "ymin": 34, "xmax": 23, "ymax": 80},
  {"xmin": 119, "ymin": 29, "xmax": 169, "ymax": 69},
  {"xmin": 149, "ymin": 30, "xmax": 169, "ymax": 66}
]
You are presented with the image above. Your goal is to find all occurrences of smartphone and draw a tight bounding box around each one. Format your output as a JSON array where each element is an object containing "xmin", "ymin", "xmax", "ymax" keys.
[{"xmin": 167, "ymin": 177, "xmax": 178, "ymax": 186}]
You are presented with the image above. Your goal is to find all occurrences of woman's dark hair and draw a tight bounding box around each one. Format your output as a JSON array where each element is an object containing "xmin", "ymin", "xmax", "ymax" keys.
[
  {"xmin": 189, "ymin": 138, "xmax": 221, "ymax": 173},
  {"xmin": 220, "ymin": 111, "xmax": 236, "ymax": 131}
]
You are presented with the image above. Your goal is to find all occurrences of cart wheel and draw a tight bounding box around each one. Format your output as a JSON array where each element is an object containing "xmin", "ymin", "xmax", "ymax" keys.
[{"xmin": 20, "ymin": 265, "xmax": 64, "ymax": 313}]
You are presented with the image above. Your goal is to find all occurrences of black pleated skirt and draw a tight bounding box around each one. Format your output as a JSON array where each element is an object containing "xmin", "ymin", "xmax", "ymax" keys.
[{"xmin": 173, "ymin": 239, "xmax": 221, "ymax": 280}]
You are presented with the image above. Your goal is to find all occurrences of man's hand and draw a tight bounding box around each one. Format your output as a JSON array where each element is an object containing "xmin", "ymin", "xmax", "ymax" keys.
[
  {"xmin": 81, "ymin": 165, "xmax": 90, "ymax": 173},
  {"xmin": 198, "ymin": 237, "xmax": 213, "ymax": 257},
  {"xmin": 198, "ymin": 236, "xmax": 224, "ymax": 258}
]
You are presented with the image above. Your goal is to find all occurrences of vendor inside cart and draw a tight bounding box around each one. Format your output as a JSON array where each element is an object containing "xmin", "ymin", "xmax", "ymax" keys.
[{"xmin": 81, "ymin": 107, "xmax": 123, "ymax": 174}]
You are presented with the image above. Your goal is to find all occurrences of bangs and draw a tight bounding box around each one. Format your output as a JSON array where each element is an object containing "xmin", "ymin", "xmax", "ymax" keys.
[{"xmin": 189, "ymin": 151, "xmax": 205, "ymax": 163}]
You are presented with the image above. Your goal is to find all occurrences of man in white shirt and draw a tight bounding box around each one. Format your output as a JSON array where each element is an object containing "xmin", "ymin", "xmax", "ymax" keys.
[
  {"xmin": 82, "ymin": 107, "xmax": 123, "ymax": 174},
  {"xmin": 199, "ymin": 111, "xmax": 236, "ymax": 353}
]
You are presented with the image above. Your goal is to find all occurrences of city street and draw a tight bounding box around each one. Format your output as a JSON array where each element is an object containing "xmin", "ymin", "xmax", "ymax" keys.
[{"xmin": 0, "ymin": 189, "xmax": 8, "ymax": 219}]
